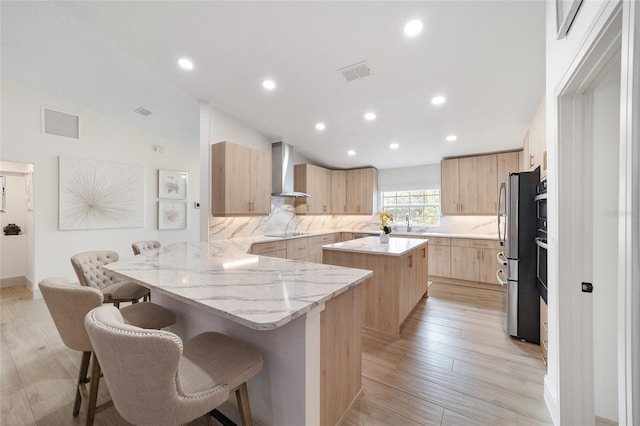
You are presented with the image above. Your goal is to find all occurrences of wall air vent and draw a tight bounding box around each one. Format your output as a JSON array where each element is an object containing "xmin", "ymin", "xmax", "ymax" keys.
[
  {"xmin": 338, "ymin": 60, "xmax": 373, "ymax": 82},
  {"xmin": 134, "ymin": 107, "xmax": 153, "ymax": 117},
  {"xmin": 42, "ymin": 107, "xmax": 79, "ymax": 139}
]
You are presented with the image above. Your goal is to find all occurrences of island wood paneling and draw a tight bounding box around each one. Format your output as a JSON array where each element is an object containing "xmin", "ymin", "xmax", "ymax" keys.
[{"xmin": 320, "ymin": 284, "xmax": 363, "ymax": 426}]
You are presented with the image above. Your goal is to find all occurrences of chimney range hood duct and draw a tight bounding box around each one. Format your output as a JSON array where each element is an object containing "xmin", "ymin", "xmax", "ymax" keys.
[{"xmin": 271, "ymin": 142, "xmax": 310, "ymax": 197}]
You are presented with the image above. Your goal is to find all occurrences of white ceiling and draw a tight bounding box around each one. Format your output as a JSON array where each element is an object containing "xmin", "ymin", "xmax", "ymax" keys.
[{"xmin": 1, "ymin": 1, "xmax": 545, "ymax": 170}]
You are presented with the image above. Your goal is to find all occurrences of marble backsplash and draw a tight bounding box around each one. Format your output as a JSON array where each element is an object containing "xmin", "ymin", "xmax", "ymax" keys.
[{"xmin": 209, "ymin": 197, "xmax": 499, "ymax": 240}]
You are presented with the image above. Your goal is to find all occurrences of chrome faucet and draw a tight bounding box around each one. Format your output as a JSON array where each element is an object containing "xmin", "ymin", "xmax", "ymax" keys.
[{"xmin": 406, "ymin": 213, "xmax": 411, "ymax": 232}]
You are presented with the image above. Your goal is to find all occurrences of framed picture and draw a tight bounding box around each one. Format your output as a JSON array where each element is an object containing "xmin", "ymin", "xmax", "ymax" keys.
[
  {"xmin": 556, "ymin": 0, "xmax": 583, "ymax": 39},
  {"xmin": 158, "ymin": 201, "xmax": 187, "ymax": 230},
  {"xmin": 158, "ymin": 169, "xmax": 187, "ymax": 200}
]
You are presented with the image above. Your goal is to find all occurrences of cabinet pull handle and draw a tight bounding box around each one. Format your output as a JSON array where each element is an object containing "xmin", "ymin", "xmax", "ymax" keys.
[
  {"xmin": 529, "ymin": 154, "xmax": 534, "ymax": 168},
  {"xmin": 422, "ymin": 247, "xmax": 426, "ymax": 258},
  {"xmin": 408, "ymin": 255, "xmax": 413, "ymax": 268},
  {"xmin": 248, "ymin": 202, "xmax": 252, "ymax": 212}
]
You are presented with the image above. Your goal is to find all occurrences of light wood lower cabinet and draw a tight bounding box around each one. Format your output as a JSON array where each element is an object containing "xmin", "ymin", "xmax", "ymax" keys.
[
  {"xmin": 249, "ymin": 240, "xmax": 287, "ymax": 259},
  {"xmin": 429, "ymin": 237, "xmax": 501, "ymax": 285}
]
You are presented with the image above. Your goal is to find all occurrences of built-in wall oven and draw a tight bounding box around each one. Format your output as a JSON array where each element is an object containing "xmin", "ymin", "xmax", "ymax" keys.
[{"xmin": 535, "ymin": 180, "xmax": 548, "ymax": 302}]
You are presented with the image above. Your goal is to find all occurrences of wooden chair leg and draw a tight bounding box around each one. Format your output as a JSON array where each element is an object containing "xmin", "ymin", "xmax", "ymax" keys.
[
  {"xmin": 235, "ymin": 382, "xmax": 252, "ymax": 426},
  {"xmin": 86, "ymin": 353, "xmax": 101, "ymax": 426},
  {"xmin": 73, "ymin": 351, "xmax": 91, "ymax": 416}
]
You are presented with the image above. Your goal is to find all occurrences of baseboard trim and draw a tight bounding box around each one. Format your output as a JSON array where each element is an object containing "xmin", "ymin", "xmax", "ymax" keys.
[
  {"xmin": 544, "ymin": 375, "xmax": 558, "ymax": 425},
  {"xmin": 0, "ymin": 275, "xmax": 29, "ymax": 288},
  {"xmin": 595, "ymin": 416, "xmax": 619, "ymax": 426},
  {"xmin": 429, "ymin": 275, "xmax": 504, "ymax": 292}
]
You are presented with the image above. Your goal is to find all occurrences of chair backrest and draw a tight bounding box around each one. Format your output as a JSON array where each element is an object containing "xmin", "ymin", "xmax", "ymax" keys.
[
  {"xmin": 39, "ymin": 277, "xmax": 103, "ymax": 352},
  {"xmin": 70, "ymin": 250, "xmax": 121, "ymax": 291},
  {"xmin": 131, "ymin": 240, "xmax": 161, "ymax": 256},
  {"xmin": 85, "ymin": 305, "xmax": 226, "ymax": 425}
]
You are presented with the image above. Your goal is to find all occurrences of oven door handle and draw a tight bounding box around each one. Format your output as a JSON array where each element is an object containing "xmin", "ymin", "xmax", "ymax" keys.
[
  {"xmin": 497, "ymin": 252, "xmax": 508, "ymax": 266},
  {"xmin": 496, "ymin": 269, "xmax": 507, "ymax": 286},
  {"xmin": 535, "ymin": 237, "xmax": 548, "ymax": 249}
]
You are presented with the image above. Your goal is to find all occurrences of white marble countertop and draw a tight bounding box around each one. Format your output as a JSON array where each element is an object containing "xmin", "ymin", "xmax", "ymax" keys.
[
  {"xmin": 322, "ymin": 236, "xmax": 428, "ymax": 256},
  {"xmin": 252, "ymin": 229, "xmax": 498, "ymax": 242},
  {"xmin": 105, "ymin": 241, "xmax": 372, "ymax": 331}
]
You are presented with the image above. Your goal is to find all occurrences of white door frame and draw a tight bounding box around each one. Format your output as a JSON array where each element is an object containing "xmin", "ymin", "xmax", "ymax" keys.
[
  {"xmin": 618, "ymin": 1, "xmax": 639, "ymax": 424},
  {"xmin": 553, "ymin": 0, "xmax": 640, "ymax": 423}
]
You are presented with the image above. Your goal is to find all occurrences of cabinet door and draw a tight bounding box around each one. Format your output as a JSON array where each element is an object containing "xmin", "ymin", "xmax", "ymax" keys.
[
  {"xmin": 458, "ymin": 157, "xmax": 478, "ymax": 214},
  {"xmin": 479, "ymin": 248, "xmax": 502, "ymax": 284},
  {"xmin": 428, "ymin": 244, "xmax": 451, "ymax": 277},
  {"xmin": 497, "ymin": 152, "xmax": 520, "ymax": 184},
  {"xmin": 418, "ymin": 245, "xmax": 428, "ymax": 297},
  {"xmin": 346, "ymin": 168, "xmax": 376, "ymax": 214},
  {"xmin": 319, "ymin": 167, "xmax": 331, "ymax": 214},
  {"xmin": 441, "ymin": 159, "xmax": 460, "ymax": 214},
  {"xmin": 250, "ymin": 148, "xmax": 272, "ymax": 214},
  {"xmin": 476, "ymin": 154, "xmax": 497, "ymax": 214},
  {"xmin": 331, "ymin": 170, "xmax": 347, "ymax": 214},
  {"xmin": 450, "ymin": 246, "xmax": 480, "ymax": 282},
  {"xmin": 212, "ymin": 142, "xmax": 252, "ymax": 215}
]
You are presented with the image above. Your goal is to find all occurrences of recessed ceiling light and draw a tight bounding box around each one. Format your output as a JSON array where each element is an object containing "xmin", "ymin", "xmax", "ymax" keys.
[
  {"xmin": 389, "ymin": 143, "xmax": 399, "ymax": 149},
  {"xmin": 446, "ymin": 135, "xmax": 458, "ymax": 142},
  {"xmin": 431, "ymin": 96, "xmax": 446, "ymax": 105},
  {"xmin": 315, "ymin": 122, "xmax": 326, "ymax": 131},
  {"xmin": 178, "ymin": 58, "xmax": 194, "ymax": 70},
  {"xmin": 262, "ymin": 79, "xmax": 276, "ymax": 90},
  {"xmin": 364, "ymin": 112, "xmax": 376, "ymax": 121},
  {"xmin": 347, "ymin": 150, "xmax": 356, "ymax": 156},
  {"xmin": 404, "ymin": 19, "xmax": 424, "ymax": 37}
]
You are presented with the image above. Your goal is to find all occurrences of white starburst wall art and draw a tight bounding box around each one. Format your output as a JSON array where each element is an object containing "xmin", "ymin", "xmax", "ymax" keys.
[{"xmin": 59, "ymin": 156, "xmax": 144, "ymax": 230}]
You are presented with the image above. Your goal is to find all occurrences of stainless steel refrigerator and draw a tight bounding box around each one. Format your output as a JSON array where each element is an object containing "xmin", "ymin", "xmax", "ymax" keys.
[{"xmin": 496, "ymin": 167, "xmax": 540, "ymax": 343}]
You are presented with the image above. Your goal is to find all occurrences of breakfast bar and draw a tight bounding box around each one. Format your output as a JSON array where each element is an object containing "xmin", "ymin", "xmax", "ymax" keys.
[
  {"xmin": 104, "ymin": 241, "xmax": 372, "ymax": 426},
  {"xmin": 322, "ymin": 236, "xmax": 429, "ymax": 337}
]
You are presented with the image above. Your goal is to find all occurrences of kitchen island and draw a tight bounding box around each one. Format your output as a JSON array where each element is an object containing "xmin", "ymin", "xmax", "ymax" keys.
[
  {"xmin": 322, "ymin": 236, "xmax": 429, "ymax": 337},
  {"xmin": 105, "ymin": 240, "xmax": 372, "ymax": 426}
]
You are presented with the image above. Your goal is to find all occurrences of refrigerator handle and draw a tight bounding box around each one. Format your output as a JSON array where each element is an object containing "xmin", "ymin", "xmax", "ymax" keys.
[
  {"xmin": 496, "ymin": 269, "xmax": 507, "ymax": 286},
  {"xmin": 497, "ymin": 182, "xmax": 506, "ymax": 247}
]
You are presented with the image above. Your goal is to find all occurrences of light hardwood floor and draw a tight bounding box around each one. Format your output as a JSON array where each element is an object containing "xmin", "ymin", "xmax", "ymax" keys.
[{"xmin": 1, "ymin": 281, "xmax": 551, "ymax": 425}]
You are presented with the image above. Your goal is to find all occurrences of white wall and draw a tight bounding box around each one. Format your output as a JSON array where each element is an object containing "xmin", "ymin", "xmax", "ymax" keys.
[
  {"xmin": 591, "ymin": 55, "xmax": 621, "ymax": 423},
  {"xmin": 378, "ymin": 163, "xmax": 440, "ymax": 192},
  {"xmin": 0, "ymin": 79, "xmax": 200, "ymax": 292}
]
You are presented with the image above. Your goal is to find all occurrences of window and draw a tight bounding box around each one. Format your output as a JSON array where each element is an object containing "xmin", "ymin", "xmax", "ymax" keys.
[{"xmin": 382, "ymin": 189, "xmax": 441, "ymax": 226}]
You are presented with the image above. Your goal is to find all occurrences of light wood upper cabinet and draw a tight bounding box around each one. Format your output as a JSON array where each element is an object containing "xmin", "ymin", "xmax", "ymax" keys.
[
  {"xmin": 441, "ymin": 159, "xmax": 460, "ymax": 214},
  {"xmin": 295, "ymin": 164, "xmax": 331, "ymax": 214},
  {"xmin": 330, "ymin": 170, "xmax": 347, "ymax": 214},
  {"xmin": 523, "ymin": 97, "xmax": 547, "ymax": 178},
  {"xmin": 211, "ymin": 142, "xmax": 271, "ymax": 216},
  {"xmin": 476, "ymin": 154, "xmax": 498, "ymax": 214},
  {"xmin": 442, "ymin": 151, "xmax": 522, "ymax": 216},
  {"xmin": 346, "ymin": 168, "xmax": 378, "ymax": 215}
]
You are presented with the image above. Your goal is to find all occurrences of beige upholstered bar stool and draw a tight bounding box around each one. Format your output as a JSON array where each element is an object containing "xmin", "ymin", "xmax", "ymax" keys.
[
  {"xmin": 71, "ymin": 250, "xmax": 150, "ymax": 307},
  {"xmin": 85, "ymin": 305, "xmax": 263, "ymax": 426},
  {"xmin": 39, "ymin": 277, "xmax": 176, "ymax": 426},
  {"xmin": 131, "ymin": 240, "xmax": 161, "ymax": 255}
]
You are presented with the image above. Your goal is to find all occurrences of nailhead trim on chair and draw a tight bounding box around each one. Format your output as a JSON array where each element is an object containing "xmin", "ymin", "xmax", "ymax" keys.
[{"xmin": 88, "ymin": 309, "xmax": 229, "ymax": 402}]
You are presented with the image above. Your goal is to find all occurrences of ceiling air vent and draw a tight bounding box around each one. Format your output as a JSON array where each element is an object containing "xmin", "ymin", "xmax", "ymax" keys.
[
  {"xmin": 134, "ymin": 107, "xmax": 153, "ymax": 117},
  {"xmin": 42, "ymin": 107, "xmax": 79, "ymax": 139},
  {"xmin": 338, "ymin": 60, "xmax": 373, "ymax": 82}
]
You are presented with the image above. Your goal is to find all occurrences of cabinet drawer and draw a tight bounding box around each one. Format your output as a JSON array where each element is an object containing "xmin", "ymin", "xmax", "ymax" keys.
[
  {"xmin": 317, "ymin": 233, "xmax": 339, "ymax": 245},
  {"xmin": 287, "ymin": 238, "xmax": 311, "ymax": 259},
  {"xmin": 427, "ymin": 237, "xmax": 451, "ymax": 246},
  {"xmin": 251, "ymin": 240, "xmax": 286, "ymax": 255},
  {"xmin": 451, "ymin": 238, "xmax": 501, "ymax": 249}
]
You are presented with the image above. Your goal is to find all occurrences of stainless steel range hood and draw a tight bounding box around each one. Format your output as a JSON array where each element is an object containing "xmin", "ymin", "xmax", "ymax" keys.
[{"xmin": 271, "ymin": 142, "xmax": 310, "ymax": 197}]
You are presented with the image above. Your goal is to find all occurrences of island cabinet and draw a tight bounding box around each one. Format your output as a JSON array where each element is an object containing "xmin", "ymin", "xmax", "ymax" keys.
[
  {"xmin": 346, "ymin": 167, "xmax": 378, "ymax": 214},
  {"xmin": 330, "ymin": 169, "xmax": 347, "ymax": 214},
  {"xmin": 211, "ymin": 141, "xmax": 271, "ymax": 216},
  {"xmin": 294, "ymin": 163, "xmax": 331, "ymax": 214},
  {"xmin": 323, "ymin": 237, "xmax": 428, "ymax": 338}
]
